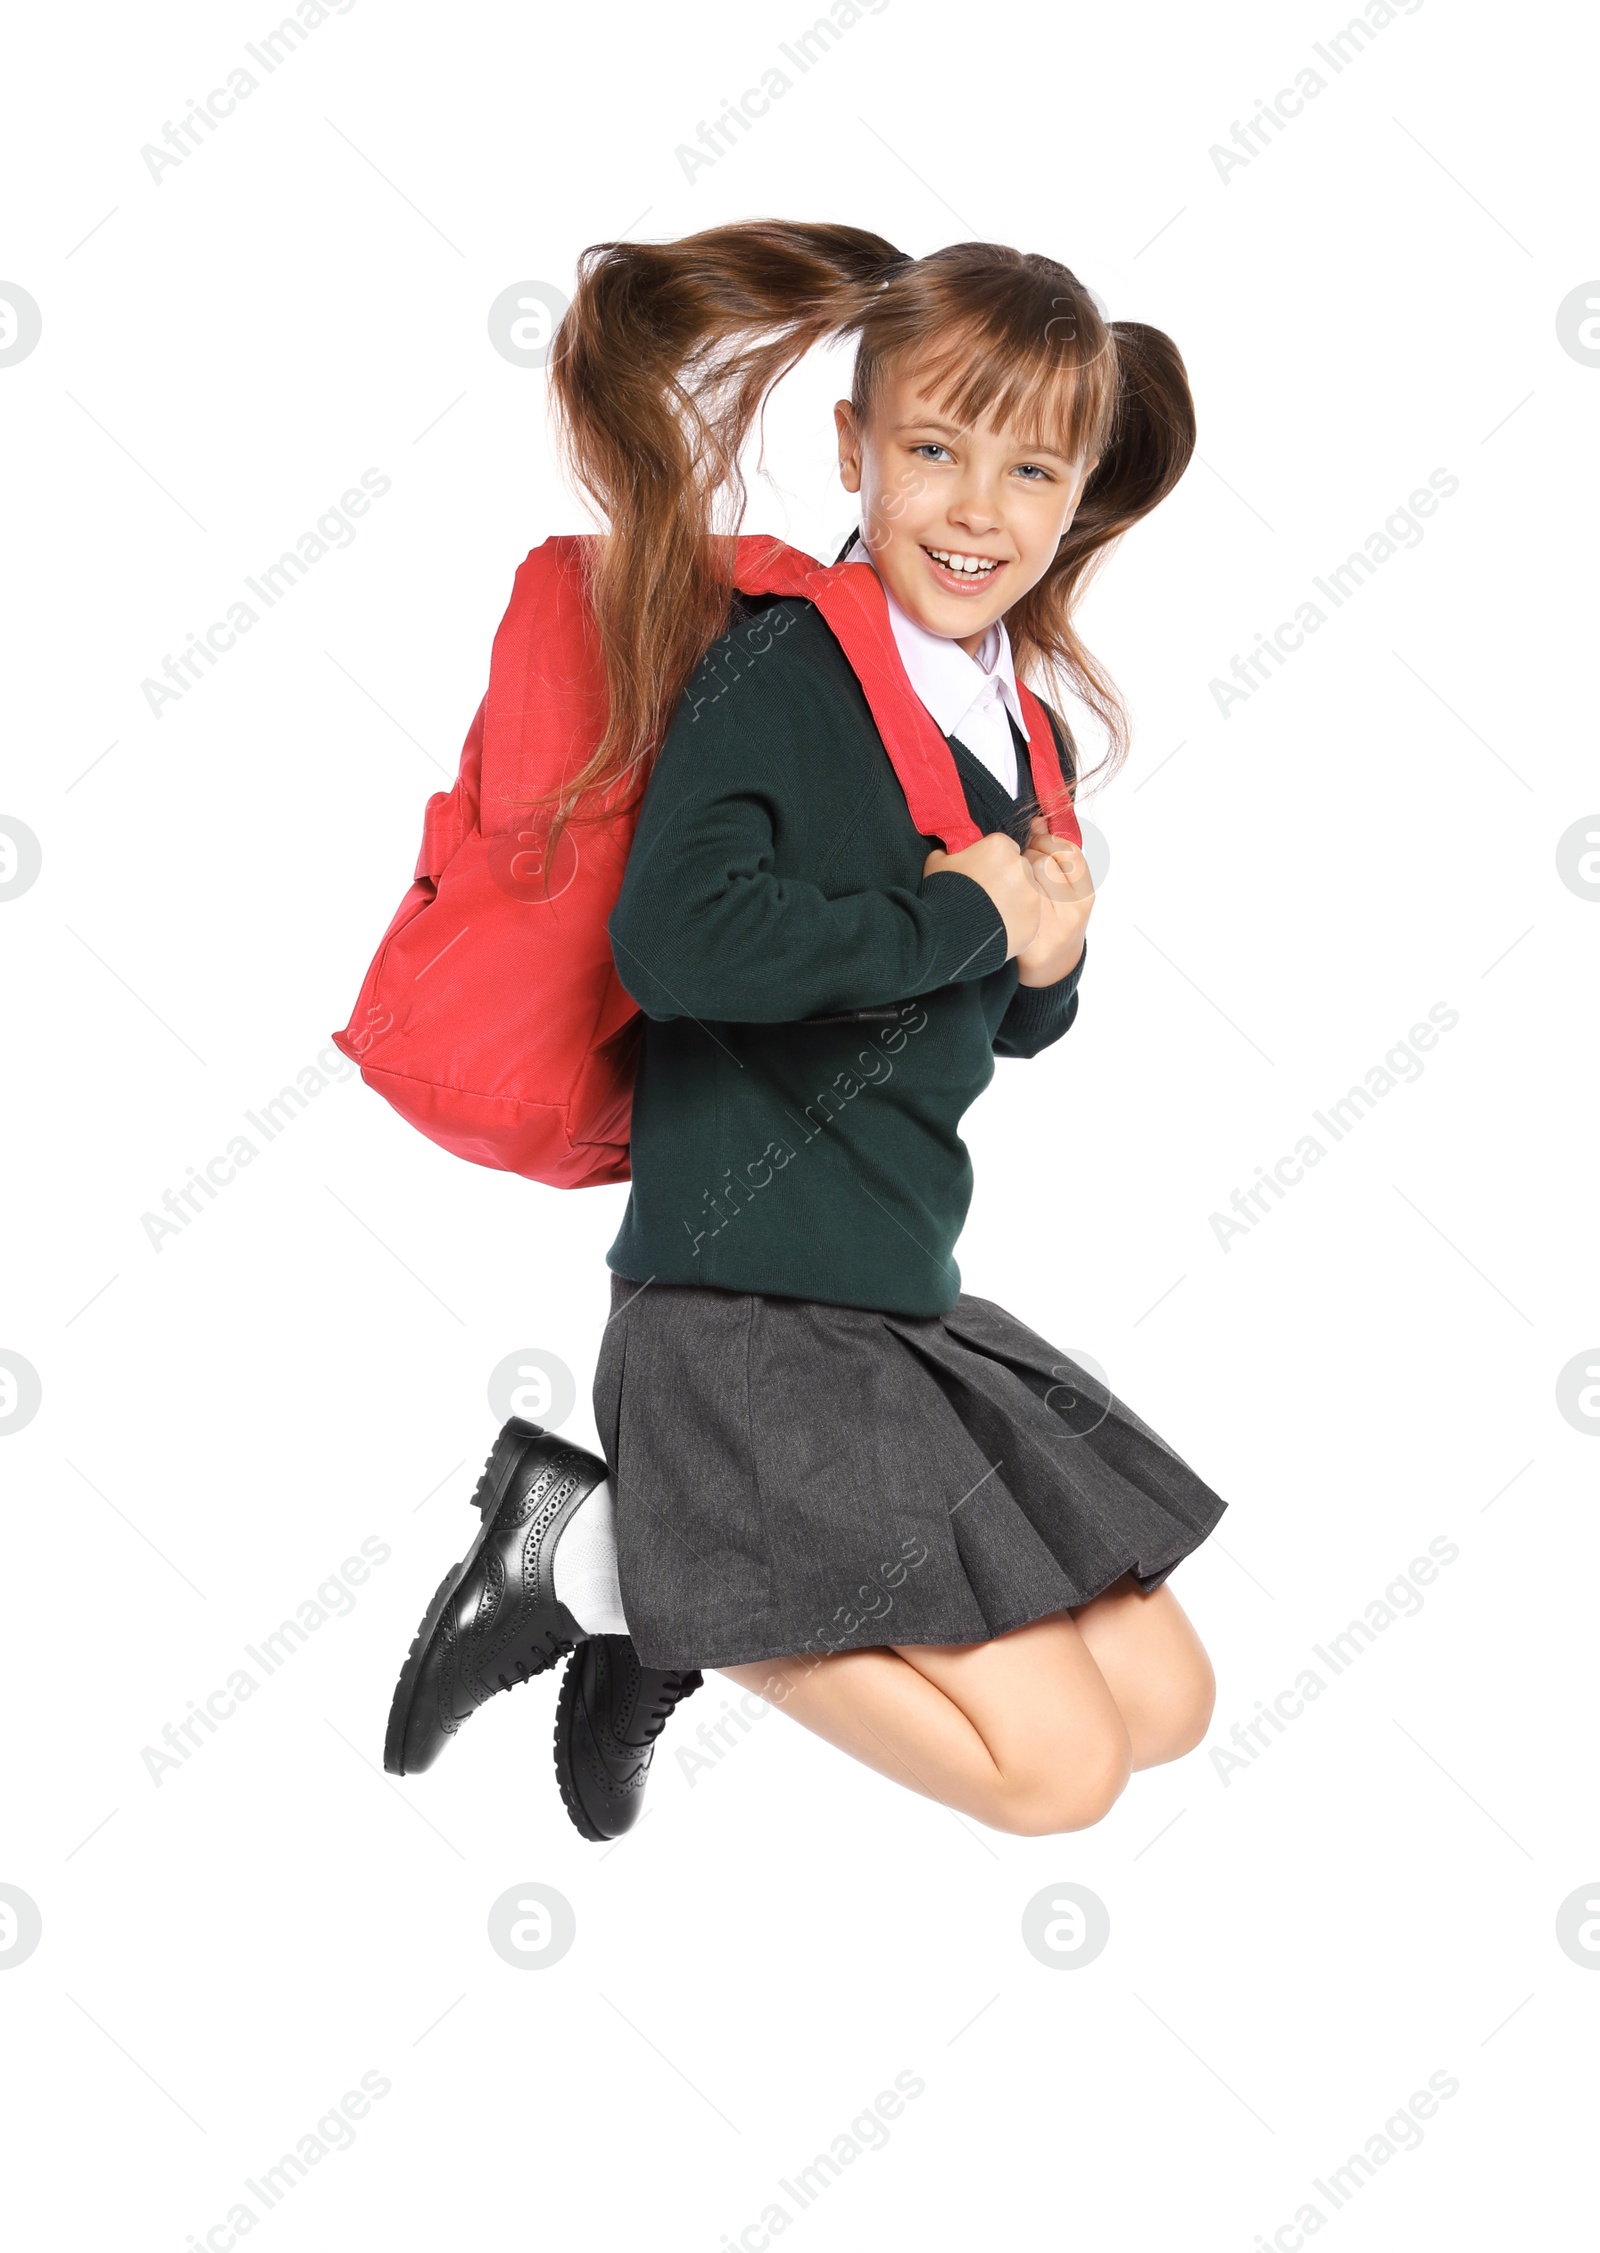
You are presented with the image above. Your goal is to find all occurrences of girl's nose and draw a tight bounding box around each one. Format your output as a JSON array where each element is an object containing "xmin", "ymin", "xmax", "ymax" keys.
[{"xmin": 947, "ymin": 480, "xmax": 1003, "ymax": 533}]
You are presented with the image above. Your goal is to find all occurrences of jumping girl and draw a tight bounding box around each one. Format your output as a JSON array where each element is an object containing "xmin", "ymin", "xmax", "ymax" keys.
[{"xmin": 382, "ymin": 221, "xmax": 1227, "ymax": 1841}]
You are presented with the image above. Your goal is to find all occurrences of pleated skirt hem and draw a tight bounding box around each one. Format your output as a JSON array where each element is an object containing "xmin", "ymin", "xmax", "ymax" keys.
[{"xmin": 593, "ymin": 1271, "xmax": 1229, "ymax": 1675}]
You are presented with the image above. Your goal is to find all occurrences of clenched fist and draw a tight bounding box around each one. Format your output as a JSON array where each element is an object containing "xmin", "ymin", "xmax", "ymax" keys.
[
  {"xmin": 922, "ymin": 831, "xmax": 1042, "ymax": 958},
  {"xmin": 1014, "ymin": 818, "xmax": 1094, "ymax": 986}
]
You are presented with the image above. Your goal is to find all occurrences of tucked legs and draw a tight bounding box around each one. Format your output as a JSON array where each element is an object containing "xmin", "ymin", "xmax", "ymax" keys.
[{"xmin": 719, "ymin": 1577, "xmax": 1214, "ymax": 1836}]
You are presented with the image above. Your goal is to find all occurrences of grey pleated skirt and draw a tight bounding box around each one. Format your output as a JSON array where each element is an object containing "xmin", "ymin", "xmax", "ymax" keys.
[{"xmin": 592, "ymin": 1270, "xmax": 1228, "ymax": 1672}]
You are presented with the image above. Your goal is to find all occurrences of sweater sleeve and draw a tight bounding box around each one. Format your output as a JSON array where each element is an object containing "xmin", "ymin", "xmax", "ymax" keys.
[
  {"xmin": 992, "ymin": 937, "xmax": 1087, "ymax": 1059},
  {"xmin": 608, "ymin": 671, "xmax": 1009, "ymax": 1027}
]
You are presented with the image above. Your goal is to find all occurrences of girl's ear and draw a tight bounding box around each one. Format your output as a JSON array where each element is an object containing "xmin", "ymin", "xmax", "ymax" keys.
[{"xmin": 834, "ymin": 399, "xmax": 863, "ymax": 494}]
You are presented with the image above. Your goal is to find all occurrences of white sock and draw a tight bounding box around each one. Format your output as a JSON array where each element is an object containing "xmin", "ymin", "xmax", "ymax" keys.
[{"xmin": 552, "ymin": 1475, "xmax": 629, "ymax": 1636}]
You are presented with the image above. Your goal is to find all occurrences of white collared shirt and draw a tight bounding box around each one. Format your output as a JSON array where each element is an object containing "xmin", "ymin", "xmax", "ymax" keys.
[{"xmin": 842, "ymin": 531, "xmax": 1025, "ymax": 798}]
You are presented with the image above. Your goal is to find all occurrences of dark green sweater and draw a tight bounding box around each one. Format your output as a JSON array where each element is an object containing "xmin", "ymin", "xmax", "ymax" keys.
[{"xmin": 606, "ymin": 593, "xmax": 1086, "ymax": 1315}]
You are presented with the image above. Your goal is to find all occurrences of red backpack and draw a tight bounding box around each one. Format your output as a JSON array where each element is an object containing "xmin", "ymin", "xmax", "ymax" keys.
[{"xmin": 331, "ymin": 534, "xmax": 1080, "ymax": 1189}]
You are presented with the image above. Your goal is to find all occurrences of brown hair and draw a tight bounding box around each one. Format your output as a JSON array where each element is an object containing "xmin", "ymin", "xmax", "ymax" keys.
[{"xmin": 546, "ymin": 220, "xmax": 1194, "ymax": 835}]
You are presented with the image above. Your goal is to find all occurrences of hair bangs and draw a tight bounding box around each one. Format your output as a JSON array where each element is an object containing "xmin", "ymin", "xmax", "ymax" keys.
[{"xmin": 854, "ymin": 253, "xmax": 1119, "ymax": 467}]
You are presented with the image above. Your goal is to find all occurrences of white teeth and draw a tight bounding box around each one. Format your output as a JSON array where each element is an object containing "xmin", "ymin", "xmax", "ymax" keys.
[{"xmin": 928, "ymin": 548, "xmax": 999, "ymax": 575}]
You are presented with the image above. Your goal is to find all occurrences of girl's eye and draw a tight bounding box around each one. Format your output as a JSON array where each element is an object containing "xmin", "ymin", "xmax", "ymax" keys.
[
  {"xmin": 1014, "ymin": 463, "xmax": 1052, "ymax": 481},
  {"xmin": 912, "ymin": 442, "xmax": 954, "ymax": 462}
]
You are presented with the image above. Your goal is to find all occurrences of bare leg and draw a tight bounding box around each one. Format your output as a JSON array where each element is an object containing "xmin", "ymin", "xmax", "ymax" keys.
[
  {"xmin": 721, "ymin": 1611, "xmax": 1134, "ymax": 1836},
  {"xmin": 1067, "ymin": 1574, "xmax": 1216, "ymax": 1770},
  {"xmin": 719, "ymin": 1576, "xmax": 1214, "ymax": 1834}
]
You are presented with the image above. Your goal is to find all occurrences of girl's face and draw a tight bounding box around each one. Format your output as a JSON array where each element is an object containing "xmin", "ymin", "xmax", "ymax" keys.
[{"xmin": 835, "ymin": 358, "xmax": 1094, "ymax": 655}]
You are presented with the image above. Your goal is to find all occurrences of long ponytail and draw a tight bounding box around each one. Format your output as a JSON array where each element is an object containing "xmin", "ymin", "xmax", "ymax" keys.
[
  {"xmin": 548, "ymin": 222, "xmax": 901, "ymax": 824},
  {"xmin": 1006, "ymin": 319, "xmax": 1196, "ymax": 785}
]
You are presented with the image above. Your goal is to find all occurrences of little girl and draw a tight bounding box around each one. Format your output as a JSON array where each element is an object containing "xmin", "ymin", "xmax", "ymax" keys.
[{"xmin": 384, "ymin": 221, "xmax": 1227, "ymax": 1840}]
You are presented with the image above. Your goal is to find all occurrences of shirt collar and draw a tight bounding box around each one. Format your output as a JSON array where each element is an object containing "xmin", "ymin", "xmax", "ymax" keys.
[{"xmin": 842, "ymin": 532, "xmax": 1028, "ymax": 747}]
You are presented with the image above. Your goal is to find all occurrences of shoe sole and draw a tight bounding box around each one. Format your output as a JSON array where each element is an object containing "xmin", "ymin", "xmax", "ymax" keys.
[
  {"xmin": 552, "ymin": 1656, "xmax": 610, "ymax": 1843},
  {"xmin": 383, "ymin": 1421, "xmax": 580, "ymax": 1777}
]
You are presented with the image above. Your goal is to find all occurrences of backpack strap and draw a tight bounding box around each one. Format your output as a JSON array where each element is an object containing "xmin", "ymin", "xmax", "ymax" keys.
[
  {"xmin": 1014, "ymin": 682, "xmax": 1082, "ymax": 849},
  {"xmin": 734, "ymin": 536, "xmax": 1080, "ymax": 853},
  {"xmin": 734, "ymin": 537, "xmax": 982, "ymax": 852}
]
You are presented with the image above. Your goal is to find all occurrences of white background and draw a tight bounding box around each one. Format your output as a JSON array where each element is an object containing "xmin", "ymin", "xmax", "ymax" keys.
[{"xmin": 2, "ymin": 0, "xmax": 1596, "ymax": 2245}]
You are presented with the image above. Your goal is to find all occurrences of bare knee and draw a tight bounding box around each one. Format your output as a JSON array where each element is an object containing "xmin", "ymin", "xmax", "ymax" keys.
[
  {"xmin": 987, "ymin": 1722, "xmax": 1133, "ymax": 1837},
  {"xmin": 1139, "ymin": 1646, "xmax": 1217, "ymax": 1768}
]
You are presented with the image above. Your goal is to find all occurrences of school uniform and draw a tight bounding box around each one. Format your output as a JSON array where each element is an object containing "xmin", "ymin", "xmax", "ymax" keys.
[{"xmin": 595, "ymin": 541, "xmax": 1226, "ymax": 1671}]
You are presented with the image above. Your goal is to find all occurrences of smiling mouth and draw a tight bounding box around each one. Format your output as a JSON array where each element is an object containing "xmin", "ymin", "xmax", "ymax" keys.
[{"xmin": 922, "ymin": 546, "xmax": 1005, "ymax": 584}]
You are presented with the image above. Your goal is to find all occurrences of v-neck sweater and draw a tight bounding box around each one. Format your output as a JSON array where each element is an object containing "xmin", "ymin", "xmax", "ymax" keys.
[{"xmin": 605, "ymin": 591, "xmax": 1087, "ymax": 1315}]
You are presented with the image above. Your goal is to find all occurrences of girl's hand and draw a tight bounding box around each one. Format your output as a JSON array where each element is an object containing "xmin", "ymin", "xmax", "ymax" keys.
[
  {"xmin": 922, "ymin": 832, "xmax": 1042, "ymax": 958},
  {"xmin": 1014, "ymin": 818, "xmax": 1094, "ymax": 987}
]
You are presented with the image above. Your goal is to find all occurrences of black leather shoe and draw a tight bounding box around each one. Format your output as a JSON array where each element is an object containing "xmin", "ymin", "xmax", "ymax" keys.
[
  {"xmin": 383, "ymin": 1420, "xmax": 602, "ymax": 1776},
  {"xmin": 553, "ymin": 1635, "xmax": 703, "ymax": 1841}
]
